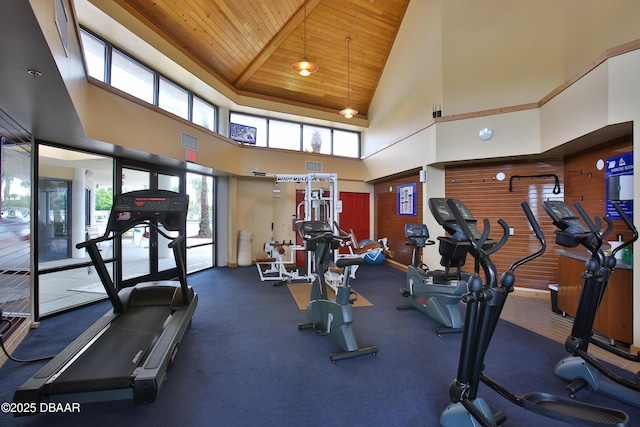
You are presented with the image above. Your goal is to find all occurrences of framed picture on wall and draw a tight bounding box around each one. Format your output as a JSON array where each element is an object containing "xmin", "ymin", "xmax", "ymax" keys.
[
  {"xmin": 605, "ymin": 151, "xmax": 633, "ymax": 220},
  {"xmin": 397, "ymin": 182, "xmax": 417, "ymax": 216}
]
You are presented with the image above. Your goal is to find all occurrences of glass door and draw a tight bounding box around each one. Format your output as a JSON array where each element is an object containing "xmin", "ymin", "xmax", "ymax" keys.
[
  {"xmin": 186, "ymin": 172, "xmax": 214, "ymax": 273},
  {"xmin": 36, "ymin": 145, "xmax": 114, "ymax": 318}
]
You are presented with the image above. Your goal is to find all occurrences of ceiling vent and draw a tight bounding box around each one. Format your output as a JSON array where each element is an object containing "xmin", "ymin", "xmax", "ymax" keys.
[{"xmin": 305, "ymin": 161, "xmax": 322, "ymax": 172}]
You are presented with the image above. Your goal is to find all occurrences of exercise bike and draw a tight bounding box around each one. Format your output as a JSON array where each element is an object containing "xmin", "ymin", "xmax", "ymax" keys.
[
  {"xmin": 397, "ymin": 198, "xmax": 496, "ymax": 335},
  {"xmin": 297, "ymin": 221, "xmax": 378, "ymax": 363},
  {"xmin": 440, "ymin": 199, "xmax": 628, "ymax": 427},
  {"xmin": 543, "ymin": 200, "xmax": 640, "ymax": 408}
]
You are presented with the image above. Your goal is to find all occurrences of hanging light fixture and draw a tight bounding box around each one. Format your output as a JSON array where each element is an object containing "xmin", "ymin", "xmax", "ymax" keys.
[
  {"xmin": 291, "ymin": 1, "xmax": 318, "ymax": 77},
  {"xmin": 339, "ymin": 37, "xmax": 358, "ymax": 119}
]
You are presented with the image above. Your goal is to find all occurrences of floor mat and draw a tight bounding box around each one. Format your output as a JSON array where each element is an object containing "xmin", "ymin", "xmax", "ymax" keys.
[{"xmin": 287, "ymin": 282, "xmax": 373, "ymax": 310}]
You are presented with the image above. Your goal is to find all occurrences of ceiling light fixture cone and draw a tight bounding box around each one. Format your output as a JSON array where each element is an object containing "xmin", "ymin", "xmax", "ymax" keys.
[
  {"xmin": 292, "ymin": 59, "xmax": 318, "ymax": 76},
  {"xmin": 339, "ymin": 107, "xmax": 358, "ymax": 119},
  {"xmin": 339, "ymin": 37, "xmax": 357, "ymax": 119},
  {"xmin": 292, "ymin": 1, "xmax": 317, "ymax": 76}
]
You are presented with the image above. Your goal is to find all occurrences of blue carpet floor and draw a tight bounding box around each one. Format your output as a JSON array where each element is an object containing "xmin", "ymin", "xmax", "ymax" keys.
[{"xmin": 1, "ymin": 263, "xmax": 639, "ymax": 426}]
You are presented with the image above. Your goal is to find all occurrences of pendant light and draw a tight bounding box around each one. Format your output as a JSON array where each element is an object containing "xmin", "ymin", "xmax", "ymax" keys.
[
  {"xmin": 291, "ymin": 1, "xmax": 318, "ymax": 77},
  {"xmin": 339, "ymin": 37, "xmax": 358, "ymax": 119}
]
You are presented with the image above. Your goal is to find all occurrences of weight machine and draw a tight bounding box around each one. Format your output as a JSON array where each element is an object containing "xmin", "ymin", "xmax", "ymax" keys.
[{"xmin": 254, "ymin": 173, "xmax": 341, "ymax": 285}]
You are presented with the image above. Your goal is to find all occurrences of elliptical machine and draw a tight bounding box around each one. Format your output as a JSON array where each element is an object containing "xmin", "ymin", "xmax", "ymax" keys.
[
  {"xmin": 543, "ymin": 200, "xmax": 640, "ymax": 407},
  {"xmin": 440, "ymin": 199, "xmax": 628, "ymax": 427},
  {"xmin": 297, "ymin": 221, "xmax": 378, "ymax": 363},
  {"xmin": 397, "ymin": 198, "xmax": 493, "ymax": 335}
]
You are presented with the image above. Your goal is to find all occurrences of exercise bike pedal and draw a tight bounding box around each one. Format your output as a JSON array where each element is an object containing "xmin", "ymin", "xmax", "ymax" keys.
[
  {"xmin": 565, "ymin": 378, "xmax": 588, "ymax": 398},
  {"xmin": 298, "ymin": 322, "xmax": 314, "ymax": 331},
  {"xmin": 349, "ymin": 290, "xmax": 358, "ymax": 305}
]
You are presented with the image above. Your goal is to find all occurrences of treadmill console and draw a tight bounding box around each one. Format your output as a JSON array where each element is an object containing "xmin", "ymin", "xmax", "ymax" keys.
[{"xmin": 107, "ymin": 190, "xmax": 189, "ymax": 233}]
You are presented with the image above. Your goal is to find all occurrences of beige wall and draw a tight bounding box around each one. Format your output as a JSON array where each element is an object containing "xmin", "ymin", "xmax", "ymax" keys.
[
  {"xmin": 230, "ymin": 176, "xmax": 372, "ymax": 265},
  {"xmin": 364, "ymin": 0, "xmax": 640, "ymax": 158},
  {"xmin": 365, "ymin": 0, "xmax": 443, "ymax": 156}
]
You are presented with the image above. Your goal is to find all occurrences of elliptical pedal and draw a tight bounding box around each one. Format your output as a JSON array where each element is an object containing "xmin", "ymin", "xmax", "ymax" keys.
[{"xmin": 522, "ymin": 392, "xmax": 628, "ymax": 426}]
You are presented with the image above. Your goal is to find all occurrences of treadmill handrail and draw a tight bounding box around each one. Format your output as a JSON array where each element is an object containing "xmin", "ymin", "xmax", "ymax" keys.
[{"xmin": 76, "ymin": 190, "xmax": 190, "ymax": 313}]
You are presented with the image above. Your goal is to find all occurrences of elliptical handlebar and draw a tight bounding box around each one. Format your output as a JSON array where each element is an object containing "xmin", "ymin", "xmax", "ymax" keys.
[
  {"xmin": 611, "ymin": 202, "xmax": 639, "ymax": 257},
  {"xmin": 445, "ymin": 199, "xmax": 509, "ymax": 258},
  {"xmin": 485, "ymin": 219, "xmax": 510, "ymax": 255},
  {"xmin": 509, "ymin": 202, "xmax": 547, "ymax": 272},
  {"xmin": 574, "ymin": 203, "xmax": 604, "ymax": 254}
]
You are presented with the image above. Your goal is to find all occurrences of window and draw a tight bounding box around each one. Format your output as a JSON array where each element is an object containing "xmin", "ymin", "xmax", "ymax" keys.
[
  {"xmin": 79, "ymin": 28, "xmax": 217, "ymax": 133},
  {"xmin": 268, "ymin": 120, "xmax": 301, "ymax": 151},
  {"xmin": 159, "ymin": 77, "xmax": 189, "ymax": 120},
  {"xmin": 111, "ymin": 50, "xmax": 154, "ymax": 104},
  {"xmin": 230, "ymin": 113, "xmax": 267, "ymax": 147},
  {"xmin": 333, "ymin": 130, "xmax": 360, "ymax": 158},
  {"xmin": 78, "ymin": 28, "xmax": 360, "ymax": 157},
  {"xmin": 192, "ymin": 96, "xmax": 215, "ymax": 131},
  {"xmin": 303, "ymin": 126, "xmax": 331, "ymax": 154},
  {"xmin": 230, "ymin": 112, "xmax": 360, "ymax": 157},
  {"xmin": 80, "ymin": 31, "xmax": 106, "ymax": 81}
]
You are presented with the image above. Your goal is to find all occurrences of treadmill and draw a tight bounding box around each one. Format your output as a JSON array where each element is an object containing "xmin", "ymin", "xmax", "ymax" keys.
[{"xmin": 13, "ymin": 190, "xmax": 197, "ymax": 415}]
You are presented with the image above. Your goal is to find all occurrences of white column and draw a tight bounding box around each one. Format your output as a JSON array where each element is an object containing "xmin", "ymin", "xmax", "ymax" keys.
[{"xmin": 72, "ymin": 169, "xmax": 86, "ymax": 258}]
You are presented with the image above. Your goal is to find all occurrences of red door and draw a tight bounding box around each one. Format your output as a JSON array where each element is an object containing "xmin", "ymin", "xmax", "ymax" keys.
[
  {"xmin": 294, "ymin": 191, "xmax": 370, "ymax": 264},
  {"xmin": 338, "ymin": 192, "xmax": 370, "ymax": 254}
]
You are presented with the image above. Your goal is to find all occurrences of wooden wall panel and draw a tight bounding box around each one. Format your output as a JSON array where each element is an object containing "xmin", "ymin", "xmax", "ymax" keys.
[
  {"xmin": 374, "ymin": 171, "xmax": 422, "ymax": 266},
  {"xmin": 445, "ymin": 161, "xmax": 565, "ymax": 291},
  {"xmin": 372, "ymin": 138, "xmax": 632, "ymax": 290}
]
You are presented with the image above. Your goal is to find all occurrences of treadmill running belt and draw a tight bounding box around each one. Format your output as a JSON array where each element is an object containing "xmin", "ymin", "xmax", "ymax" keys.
[{"xmin": 44, "ymin": 306, "xmax": 171, "ymax": 395}]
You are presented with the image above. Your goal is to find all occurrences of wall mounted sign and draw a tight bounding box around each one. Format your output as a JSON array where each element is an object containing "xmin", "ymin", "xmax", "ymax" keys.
[
  {"xmin": 397, "ymin": 182, "xmax": 417, "ymax": 216},
  {"xmin": 605, "ymin": 152, "xmax": 633, "ymax": 220}
]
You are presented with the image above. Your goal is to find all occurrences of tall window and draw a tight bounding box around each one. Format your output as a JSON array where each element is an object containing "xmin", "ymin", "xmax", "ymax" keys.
[
  {"xmin": 79, "ymin": 28, "xmax": 360, "ymax": 158},
  {"xmin": 333, "ymin": 130, "xmax": 360, "ymax": 158},
  {"xmin": 268, "ymin": 120, "xmax": 301, "ymax": 151},
  {"xmin": 230, "ymin": 114, "xmax": 267, "ymax": 147},
  {"xmin": 192, "ymin": 96, "xmax": 215, "ymax": 132},
  {"xmin": 111, "ymin": 50, "xmax": 154, "ymax": 104},
  {"xmin": 79, "ymin": 28, "xmax": 217, "ymax": 133},
  {"xmin": 159, "ymin": 77, "xmax": 189, "ymax": 120},
  {"xmin": 303, "ymin": 126, "xmax": 331, "ymax": 154},
  {"xmin": 80, "ymin": 31, "xmax": 106, "ymax": 81}
]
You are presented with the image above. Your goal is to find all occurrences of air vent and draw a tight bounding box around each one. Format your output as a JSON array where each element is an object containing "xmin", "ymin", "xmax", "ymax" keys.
[
  {"xmin": 306, "ymin": 161, "xmax": 322, "ymax": 172},
  {"xmin": 181, "ymin": 132, "xmax": 198, "ymax": 151}
]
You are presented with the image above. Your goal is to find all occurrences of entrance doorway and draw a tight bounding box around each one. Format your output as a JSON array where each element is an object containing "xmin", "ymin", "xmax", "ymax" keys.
[{"xmin": 35, "ymin": 148, "xmax": 215, "ymax": 318}]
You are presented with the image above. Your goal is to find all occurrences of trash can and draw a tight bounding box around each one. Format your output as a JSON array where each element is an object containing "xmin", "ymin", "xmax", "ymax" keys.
[
  {"xmin": 548, "ymin": 284, "xmax": 562, "ymax": 315},
  {"xmin": 238, "ymin": 230, "xmax": 253, "ymax": 267}
]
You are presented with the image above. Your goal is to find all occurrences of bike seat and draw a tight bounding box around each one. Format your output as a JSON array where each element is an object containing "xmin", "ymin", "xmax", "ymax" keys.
[{"xmin": 336, "ymin": 256, "xmax": 365, "ymax": 268}]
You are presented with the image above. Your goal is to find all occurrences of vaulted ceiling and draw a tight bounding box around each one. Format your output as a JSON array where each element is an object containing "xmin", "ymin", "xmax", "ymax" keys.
[{"xmin": 111, "ymin": 0, "xmax": 411, "ymax": 119}]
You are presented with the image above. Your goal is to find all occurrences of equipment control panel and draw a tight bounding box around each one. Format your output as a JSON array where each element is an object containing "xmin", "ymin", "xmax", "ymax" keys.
[{"xmin": 107, "ymin": 190, "xmax": 189, "ymax": 233}]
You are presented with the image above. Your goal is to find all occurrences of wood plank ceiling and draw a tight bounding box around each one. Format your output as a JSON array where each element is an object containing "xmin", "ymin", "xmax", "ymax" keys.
[{"xmin": 113, "ymin": 0, "xmax": 410, "ymax": 119}]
